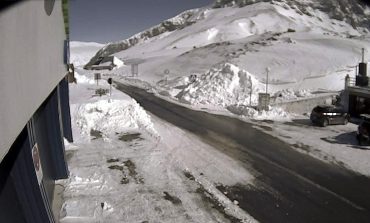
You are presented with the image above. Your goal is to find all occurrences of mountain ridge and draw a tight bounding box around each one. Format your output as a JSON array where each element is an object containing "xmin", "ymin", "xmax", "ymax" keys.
[
  {"xmin": 84, "ymin": 8, "xmax": 206, "ymax": 68},
  {"xmin": 84, "ymin": 0, "xmax": 369, "ymax": 69}
]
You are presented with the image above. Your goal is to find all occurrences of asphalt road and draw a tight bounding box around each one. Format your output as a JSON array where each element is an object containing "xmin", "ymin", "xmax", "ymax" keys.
[{"xmin": 115, "ymin": 82, "xmax": 370, "ymax": 223}]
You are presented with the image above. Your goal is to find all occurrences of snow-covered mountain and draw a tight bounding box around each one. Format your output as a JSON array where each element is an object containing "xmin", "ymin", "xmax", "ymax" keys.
[
  {"xmin": 70, "ymin": 41, "xmax": 104, "ymax": 67},
  {"xmin": 86, "ymin": 0, "xmax": 369, "ymax": 67},
  {"xmin": 83, "ymin": 9, "xmax": 206, "ymax": 69},
  {"xmin": 84, "ymin": 0, "xmax": 370, "ymax": 105},
  {"xmin": 214, "ymin": 0, "xmax": 370, "ymax": 30}
]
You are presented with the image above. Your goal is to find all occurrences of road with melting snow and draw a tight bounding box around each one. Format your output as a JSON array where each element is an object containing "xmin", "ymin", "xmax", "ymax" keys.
[{"xmin": 115, "ymin": 82, "xmax": 370, "ymax": 223}]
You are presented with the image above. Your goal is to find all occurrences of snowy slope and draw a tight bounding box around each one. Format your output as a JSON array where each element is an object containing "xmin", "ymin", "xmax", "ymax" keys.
[
  {"xmin": 70, "ymin": 41, "xmax": 104, "ymax": 67},
  {"xmin": 84, "ymin": 0, "xmax": 370, "ymax": 111}
]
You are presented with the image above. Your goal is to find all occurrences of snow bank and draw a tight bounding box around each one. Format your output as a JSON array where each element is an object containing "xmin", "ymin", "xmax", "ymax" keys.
[
  {"xmin": 176, "ymin": 63, "xmax": 264, "ymax": 106},
  {"xmin": 70, "ymin": 68, "xmax": 157, "ymax": 141},
  {"xmin": 274, "ymin": 88, "xmax": 313, "ymax": 102},
  {"xmin": 75, "ymin": 98, "xmax": 156, "ymax": 140},
  {"xmin": 154, "ymin": 63, "xmax": 293, "ymax": 121},
  {"xmin": 227, "ymin": 104, "xmax": 292, "ymax": 121},
  {"xmin": 74, "ymin": 71, "xmax": 95, "ymax": 85}
]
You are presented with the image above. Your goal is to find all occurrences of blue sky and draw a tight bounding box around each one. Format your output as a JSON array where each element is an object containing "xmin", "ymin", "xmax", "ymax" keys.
[{"xmin": 70, "ymin": 0, "xmax": 214, "ymax": 43}]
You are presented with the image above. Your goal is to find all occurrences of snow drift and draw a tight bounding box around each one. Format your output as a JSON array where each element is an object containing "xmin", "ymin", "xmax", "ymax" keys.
[
  {"xmin": 75, "ymin": 99, "xmax": 156, "ymax": 140},
  {"xmin": 175, "ymin": 63, "xmax": 263, "ymax": 106}
]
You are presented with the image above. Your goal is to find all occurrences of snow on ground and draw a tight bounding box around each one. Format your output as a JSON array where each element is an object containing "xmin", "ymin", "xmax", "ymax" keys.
[
  {"xmin": 59, "ymin": 69, "xmax": 257, "ymax": 223},
  {"xmin": 228, "ymin": 105, "xmax": 292, "ymax": 121},
  {"xmin": 118, "ymin": 62, "xmax": 294, "ymax": 121}
]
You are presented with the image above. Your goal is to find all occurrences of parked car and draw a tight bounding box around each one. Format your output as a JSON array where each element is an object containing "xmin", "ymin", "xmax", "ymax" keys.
[
  {"xmin": 357, "ymin": 114, "xmax": 370, "ymax": 145},
  {"xmin": 310, "ymin": 105, "xmax": 350, "ymax": 127}
]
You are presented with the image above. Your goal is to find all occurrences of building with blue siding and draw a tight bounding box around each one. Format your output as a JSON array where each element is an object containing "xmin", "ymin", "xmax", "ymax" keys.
[{"xmin": 0, "ymin": 0, "xmax": 72, "ymax": 222}]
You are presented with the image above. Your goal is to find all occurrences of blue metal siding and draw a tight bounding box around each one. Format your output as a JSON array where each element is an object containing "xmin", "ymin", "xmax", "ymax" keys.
[
  {"xmin": 33, "ymin": 88, "xmax": 69, "ymax": 181},
  {"xmin": 0, "ymin": 128, "xmax": 52, "ymax": 223}
]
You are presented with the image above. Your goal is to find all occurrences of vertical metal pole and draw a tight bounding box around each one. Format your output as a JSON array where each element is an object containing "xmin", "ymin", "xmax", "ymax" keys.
[
  {"xmin": 345, "ymin": 74, "xmax": 350, "ymax": 89},
  {"xmin": 266, "ymin": 68, "xmax": 269, "ymax": 95},
  {"xmin": 362, "ymin": 48, "xmax": 365, "ymax": 63},
  {"xmin": 265, "ymin": 67, "xmax": 270, "ymax": 110},
  {"xmin": 249, "ymin": 76, "xmax": 252, "ymax": 106}
]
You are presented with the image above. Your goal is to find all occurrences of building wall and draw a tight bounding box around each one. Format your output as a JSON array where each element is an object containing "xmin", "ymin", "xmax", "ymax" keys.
[
  {"xmin": 272, "ymin": 93, "xmax": 337, "ymax": 114},
  {"xmin": 0, "ymin": 0, "xmax": 67, "ymax": 161}
]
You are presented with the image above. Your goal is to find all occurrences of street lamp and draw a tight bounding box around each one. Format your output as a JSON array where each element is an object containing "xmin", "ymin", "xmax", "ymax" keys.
[
  {"xmin": 266, "ymin": 67, "xmax": 270, "ymax": 94},
  {"xmin": 265, "ymin": 67, "xmax": 270, "ymax": 110}
]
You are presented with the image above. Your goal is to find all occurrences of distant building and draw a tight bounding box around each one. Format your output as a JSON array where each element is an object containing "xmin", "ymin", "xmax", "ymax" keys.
[
  {"xmin": 0, "ymin": 1, "xmax": 72, "ymax": 222},
  {"xmin": 344, "ymin": 48, "xmax": 370, "ymax": 116},
  {"xmin": 90, "ymin": 56, "xmax": 124, "ymax": 70}
]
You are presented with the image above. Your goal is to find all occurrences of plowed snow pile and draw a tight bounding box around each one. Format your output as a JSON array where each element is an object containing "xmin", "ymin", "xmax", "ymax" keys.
[
  {"xmin": 75, "ymin": 99, "xmax": 156, "ymax": 139},
  {"xmin": 69, "ymin": 74, "xmax": 157, "ymax": 142},
  {"xmin": 176, "ymin": 63, "xmax": 264, "ymax": 106}
]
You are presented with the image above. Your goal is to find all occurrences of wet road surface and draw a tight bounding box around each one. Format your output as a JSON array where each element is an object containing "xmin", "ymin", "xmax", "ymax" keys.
[{"xmin": 115, "ymin": 82, "xmax": 370, "ymax": 223}]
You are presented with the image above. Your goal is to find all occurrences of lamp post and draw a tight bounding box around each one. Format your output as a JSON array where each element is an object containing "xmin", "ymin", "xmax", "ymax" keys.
[
  {"xmin": 266, "ymin": 67, "xmax": 270, "ymax": 94},
  {"xmin": 265, "ymin": 67, "xmax": 270, "ymax": 109},
  {"xmin": 249, "ymin": 76, "xmax": 252, "ymax": 106}
]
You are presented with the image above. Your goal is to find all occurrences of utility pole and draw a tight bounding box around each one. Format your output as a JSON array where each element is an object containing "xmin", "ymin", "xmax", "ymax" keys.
[
  {"xmin": 266, "ymin": 67, "xmax": 270, "ymax": 94},
  {"xmin": 265, "ymin": 67, "xmax": 270, "ymax": 110},
  {"xmin": 362, "ymin": 48, "xmax": 365, "ymax": 63},
  {"xmin": 249, "ymin": 76, "xmax": 252, "ymax": 106}
]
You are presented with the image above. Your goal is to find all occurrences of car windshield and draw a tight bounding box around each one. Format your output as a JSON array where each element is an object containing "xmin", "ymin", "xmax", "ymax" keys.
[
  {"xmin": 313, "ymin": 106, "xmax": 331, "ymax": 113},
  {"xmin": 333, "ymin": 108, "xmax": 344, "ymax": 113}
]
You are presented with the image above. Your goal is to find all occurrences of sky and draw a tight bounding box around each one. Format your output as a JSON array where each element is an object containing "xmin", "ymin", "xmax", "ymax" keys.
[{"xmin": 70, "ymin": 0, "xmax": 214, "ymax": 43}]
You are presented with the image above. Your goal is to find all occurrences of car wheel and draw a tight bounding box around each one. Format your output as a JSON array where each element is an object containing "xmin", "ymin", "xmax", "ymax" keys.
[
  {"xmin": 321, "ymin": 119, "xmax": 329, "ymax": 127},
  {"xmin": 358, "ymin": 135, "xmax": 364, "ymax": 146}
]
